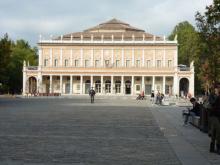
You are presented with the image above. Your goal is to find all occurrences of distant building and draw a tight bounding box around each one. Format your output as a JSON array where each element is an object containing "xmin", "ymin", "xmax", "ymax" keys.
[{"xmin": 23, "ymin": 18, "xmax": 194, "ymax": 96}]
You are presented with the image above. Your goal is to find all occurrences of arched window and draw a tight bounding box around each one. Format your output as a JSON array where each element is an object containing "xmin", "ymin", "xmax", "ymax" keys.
[{"xmin": 105, "ymin": 80, "xmax": 111, "ymax": 84}]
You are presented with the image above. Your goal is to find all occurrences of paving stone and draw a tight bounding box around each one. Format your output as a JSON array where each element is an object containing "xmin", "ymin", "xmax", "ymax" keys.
[{"xmin": 0, "ymin": 97, "xmax": 180, "ymax": 165}]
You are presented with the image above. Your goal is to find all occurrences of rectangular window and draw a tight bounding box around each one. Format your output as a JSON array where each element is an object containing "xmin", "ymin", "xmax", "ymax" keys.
[
  {"xmin": 146, "ymin": 60, "xmax": 151, "ymax": 68},
  {"xmin": 54, "ymin": 59, "xmax": 58, "ymax": 67},
  {"xmin": 115, "ymin": 60, "xmax": 120, "ymax": 67},
  {"xmin": 75, "ymin": 60, "xmax": 79, "ymax": 67},
  {"xmin": 105, "ymin": 60, "xmax": 109, "ymax": 67},
  {"xmin": 95, "ymin": 60, "xmax": 99, "ymax": 67},
  {"xmin": 126, "ymin": 60, "xmax": 130, "ymax": 67},
  {"xmin": 85, "ymin": 60, "xmax": 89, "ymax": 67},
  {"xmin": 64, "ymin": 59, "xmax": 68, "ymax": 67},
  {"xmin": 156, "ymin": 60, "xmax": 161, "ymax": 68},
  {"xmin": 44, "ymin": 59, "xmax": 48, "ymax": 66},
  {"xmin": 136, "ymin": 60, "xmax": 140, "ymax": 67},
  {"xmin": 168, "ymin": 60, "xmax": 172, "ymax": 67}
]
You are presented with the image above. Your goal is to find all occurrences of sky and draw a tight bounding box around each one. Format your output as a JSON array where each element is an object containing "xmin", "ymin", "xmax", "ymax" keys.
[{"xmin": 0, "ymin": 0, "xmax": 213, "ymax": 47}]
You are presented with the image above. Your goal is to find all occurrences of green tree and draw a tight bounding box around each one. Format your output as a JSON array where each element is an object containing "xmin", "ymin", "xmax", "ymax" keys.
[
  {"xmin": 168, "ymin": 21, "xmax": 202, "ymax": 94},
  {"xmin": 168, "ymin": 21, "xmax": 201, "ymax": 66},
  {"xmin": 0, "ymin": 34, "xmax": 13, "ymax": 93},
  {"xmin": 8, "ymin": 40, "xmax": 37, "ymax": 94},
  {"xmin": 195, "ymin": 0, "xmax": 220, "ymax": 91}
]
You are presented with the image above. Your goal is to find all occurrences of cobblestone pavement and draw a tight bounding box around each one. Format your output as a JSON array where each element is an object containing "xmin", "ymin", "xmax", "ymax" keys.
[{"xmin": 0, "ymin": 97, "xmax": 181, "ymax": 165}]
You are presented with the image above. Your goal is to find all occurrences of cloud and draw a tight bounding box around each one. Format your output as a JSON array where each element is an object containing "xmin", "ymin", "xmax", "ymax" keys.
[{"xmin": 0, "ymin": 0, "xmax": 213, "ymax": 46}]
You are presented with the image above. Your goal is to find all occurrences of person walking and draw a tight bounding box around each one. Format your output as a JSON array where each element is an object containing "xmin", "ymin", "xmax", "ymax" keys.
[
  {"xmin": 89, "ymin": 87, "xmax": 96, "ymax": 103},
  {"xmin": 209, "ymin": 87, "xmax": 220, "ymax": 154},
  {"xmin": 151, "ymin": 91, "xmax": 155, "ymax": 104}
]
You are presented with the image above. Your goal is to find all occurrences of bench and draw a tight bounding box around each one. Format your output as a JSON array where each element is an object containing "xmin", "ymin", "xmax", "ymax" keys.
[{"xmin": 189, "ymin": 115, "xmax": 200, "ymax": 128}]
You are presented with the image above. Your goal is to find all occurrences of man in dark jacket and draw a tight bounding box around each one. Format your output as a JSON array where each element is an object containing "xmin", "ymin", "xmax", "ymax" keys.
[
  {"xmin": 209, "ymin": 87, "xmax": 220, "ymax": 154},
  {"xmin": 183, "ymin": 97, "xmax": 201, "ymax": 125},
  {"xmin": 89, "ymin": 87, "xmax": 96, "ymax": 103}
]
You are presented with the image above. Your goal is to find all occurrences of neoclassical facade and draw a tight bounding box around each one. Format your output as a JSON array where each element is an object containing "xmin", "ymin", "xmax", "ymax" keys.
[{"xmin": 23, "ymin": 19, "xmax": 194, "ymax": 96}]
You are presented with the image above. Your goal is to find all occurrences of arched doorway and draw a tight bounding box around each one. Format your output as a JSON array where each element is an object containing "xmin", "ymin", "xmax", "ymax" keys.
[
  {"xmin": 179, "ymin": 78, "xmax": 189, "ymax": 97},
  {"xmin": 105, "ymin": 80, "xmax": 111, "ymax": 93},
  {"xmin": 125, "ymin": 80, "xmax": 131, "ymax": 94},
  {"xmin": 28, "ymin": 77, "xmax": 37, "ymax": 94},
  {"xmin": 85, "ymin": 80, "xmax": 90, "ymax": 94},
  {"xmin": 95, "ymin": 80, "xmax": 101, "ymax": 93},
  {"xmin": 115, "ymin": 80, "xmax": 121, "ymax": 94}
]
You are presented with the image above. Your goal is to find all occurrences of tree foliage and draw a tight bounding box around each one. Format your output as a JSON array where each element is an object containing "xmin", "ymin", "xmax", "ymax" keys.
[
  {"xmin": 0, "ymin": 34, "xmax": 37, "ymax": 94},
  {"xmin": 168, "ymin": 21, "xmax": 201, "ymax": 66},
  {"xmin": 195, "ymin": 0, "xmax": 220, "ymax": 91},
  {"xmin": 168, "ymin": 21, "xmax": 202, "ymax": 94}
]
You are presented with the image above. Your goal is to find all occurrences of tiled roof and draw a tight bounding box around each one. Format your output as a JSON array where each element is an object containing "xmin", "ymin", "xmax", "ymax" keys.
[{"xmin": 55, "ymin": 18, "xmax": 163, "ymax": 41}]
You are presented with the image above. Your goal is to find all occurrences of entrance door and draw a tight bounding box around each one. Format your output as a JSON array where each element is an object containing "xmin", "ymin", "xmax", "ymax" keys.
[
  {"xmin": 135, "ymin": 84, "xmax": 141, "ymax": 94},
  {"xmin": 145, "ymin": 85, "xmax": 152, "ymax": 95},
  {"xmin": 85, "ymin": 80, "xmax": 91, "ymax": 94},
  {"xmin": 95, "ymin": 80, "xmax": 101, "ymax": 93},
  {"xmin": 125, "ymin": 80, "xmax": 131, "ymax": 94},
  {"xmin": 105, "ymin": 80, "xmax": 111, "ymax": 94},
  {"xmin": 115, "ymin": 80, "xmax": 121, "ymax": 94},
  {"xmin": 65, "ymin": 83, "xmax": 70, "ymax": 94}
]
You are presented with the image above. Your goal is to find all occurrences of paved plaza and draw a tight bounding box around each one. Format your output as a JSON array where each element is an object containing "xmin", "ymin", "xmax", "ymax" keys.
[{"xmin": 0, "ymin": 96, "xmax": 220, "ymax": 165}]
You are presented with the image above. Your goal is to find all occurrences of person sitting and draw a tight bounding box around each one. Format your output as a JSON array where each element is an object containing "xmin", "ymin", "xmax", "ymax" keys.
[{"xmin": 183, "ymin": 97, "xmax": 201, "ymax": 125}]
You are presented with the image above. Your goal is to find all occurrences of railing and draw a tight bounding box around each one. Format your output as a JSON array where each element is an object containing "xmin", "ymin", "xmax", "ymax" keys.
[
  {"xmin": 26, "ymin": 66, "xmax": 38, "ymax": 70},
  {"xmin": 26, "ymin": 65, "xmax": 191, "ymax": 72},
  {"xmin": 39, "ymin": 39, "xmax": 177, "ymax": 45},
  {"xmin": 40, "ymin": 66, "xmax": 176, "ymax": 70},
  {"xmin": 178, "ymin": 67, "xmax": 190, "ymax": 71}
]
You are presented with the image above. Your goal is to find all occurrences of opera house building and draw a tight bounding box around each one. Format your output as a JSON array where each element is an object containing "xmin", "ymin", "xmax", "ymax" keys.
[{"xmin": 23, "ymin": 19, "xmax": 194, "ymax": 97}]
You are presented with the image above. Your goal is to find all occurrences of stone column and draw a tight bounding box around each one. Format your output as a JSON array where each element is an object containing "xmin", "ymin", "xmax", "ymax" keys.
[
  {"xmin": 189, "ymin": 63, "xmax": 195, "ymax": 97},
  {"xmin": 60, "ymin": 75, "xmax": 63, "ymax": 94},
  {"xmin": 38, "ymin": 48, "xmax": 42, "ymax": 66},
  {"xmin": 49, "ymin": 75, "xmax": 53, "ymax": 93},
  {"xmin": 131, "ymin": 76, "xmax": 134, "ymax": 95},
  {"xmin": 111, "ymin": 75, "xmax": 114, "ymax": 94},
  {"xmin": 101, "ymin": 49, "xmax": 104, "ymax": 67},
  {"xmin": 80, "ymin": 48, "xmax": 83, "ymax": 67},
  {"xmin": 142, "ymin": 49, "xmax": 145, "ymax": 67},
  {"xmin": 121, "ymin": 76, "xmax": 124, "ymax": 95},
  {"xmin": 163, "ymin": 49, "xmax": 166, "ymax": 67},
  {"xmin": 37, "ymin": 72, "xmax": 42, "ymax": 93},
  {"xmin": 91, "ymin": 49, "xmax": 94, "ymax": 67},
  {"xmin": 91, "ymin": 75, "xmax": 93, "ymax": 88},
  {"xmin": 80, "ymin": 75, "xmax": 83, "ymax": 94},
  {"xmin": 101, "ymin": 75, "xmax": 103, "ymax": 94},
  {"xmin": 163, "ymin": 76, "xmax": 166, "ymax": 94},
  {"xmin": 60, "ymin": 48, "xmax": 63, "ymax": 66},
  {"xmin": 111, "ymin": 48, "xmax": 114, "ymax": 66},
  {"xmin": 122, "ymin": 49, "xmax": 124, "ymax": 67},
  {"xmin": 153, "ymin": 49, "xmax": 156, "ymax": 67},
  {"xmin": 174, "ymin": 48, "xmax": 178, "ymax": 67},
  {"xmin": 189, "ymin": 74, "xmax": 195, "ymax": 97},
  {"xmin": 50, "ymin": 48, "xmax": 53, "ymax": 66},
  {"xmin": 173, "ymin": 74, "xmax": 178, "ymax": 96},
  {"xmin": 142, "ymin": 76, "xmax": 145, "ymax": 93},
  {"xmin": 152, "ymin": 76, "xmax": 155, "ymax": 92},
  {"xmin": 70, "ymin": 49, "xmax": 73, "ymax": 66},
  {"xmin": 132, "ymin": 48, "xmax": 134, "ymax": 67},
  {"xmin": 22, "ymin": 67, "xmax": 27, "ymax": 95},
  {"xmin": 70, "ymin": 75, "xmax": 73, "ymax": 94}
]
